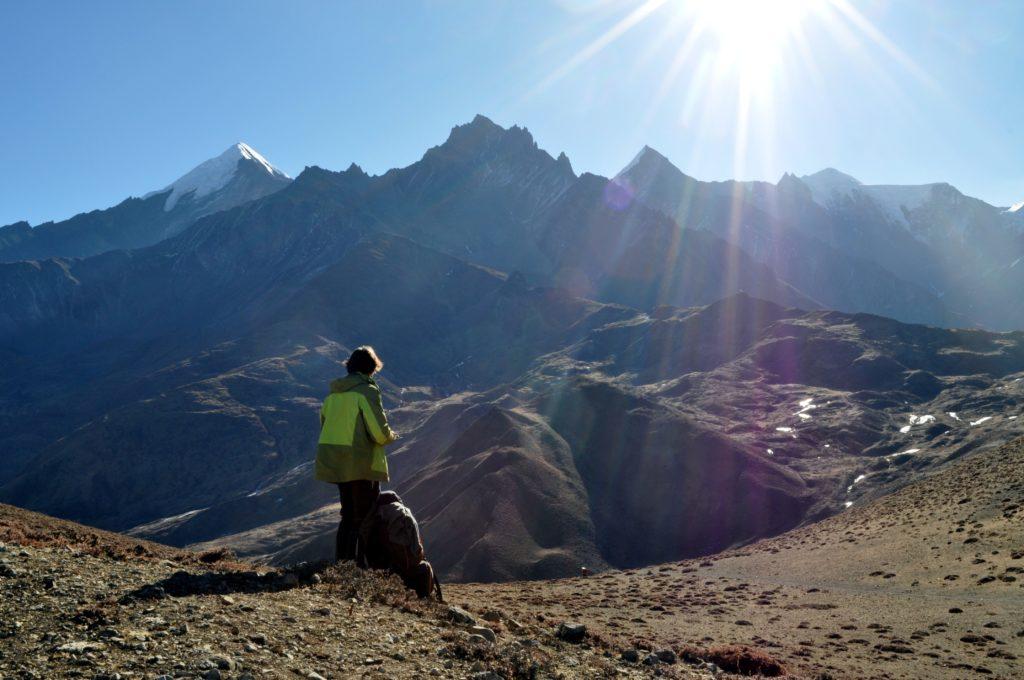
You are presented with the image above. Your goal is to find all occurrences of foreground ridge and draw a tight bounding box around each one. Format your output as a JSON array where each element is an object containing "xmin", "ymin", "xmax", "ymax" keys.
[{"xmin": 0, "ymin": 503, "xmax": 712, "ymax": 679}]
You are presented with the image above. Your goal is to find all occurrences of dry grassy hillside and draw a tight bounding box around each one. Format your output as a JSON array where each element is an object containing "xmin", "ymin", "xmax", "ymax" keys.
[
  {"xmin": 0, "ymin": 504, "xmax": 708, "ymax": 679},
  {"xmin": 452, "ymin": 437, "xmax": 1024, "ymax": 679}
]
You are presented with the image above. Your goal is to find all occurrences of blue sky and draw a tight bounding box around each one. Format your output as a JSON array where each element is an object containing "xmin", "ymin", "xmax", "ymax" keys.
[{"xmin": 2, "ymin": 0, "xmax": 1022, "ymax": 225}]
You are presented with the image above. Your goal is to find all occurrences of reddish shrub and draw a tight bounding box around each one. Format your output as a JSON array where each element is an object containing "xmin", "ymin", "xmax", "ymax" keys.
[{"xmin": 704, "ymin": 645, "xmax": 785, "ymax": 677}]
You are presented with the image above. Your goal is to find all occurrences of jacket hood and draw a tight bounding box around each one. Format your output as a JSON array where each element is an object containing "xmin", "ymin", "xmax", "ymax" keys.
[{"xmin": 329, "ymin": 372, "xmax": 374, "ymax": 393}]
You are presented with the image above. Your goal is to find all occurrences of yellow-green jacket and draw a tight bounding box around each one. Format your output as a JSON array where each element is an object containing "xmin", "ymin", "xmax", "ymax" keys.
[{"xmin": 315, "ymin": 372, "xmax": 397, "ymax": 483}]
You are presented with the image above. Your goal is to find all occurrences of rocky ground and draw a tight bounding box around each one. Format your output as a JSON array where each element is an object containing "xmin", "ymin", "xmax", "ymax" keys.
[
  {"xmin": 452, "ymin": 437, "xmax": 1024, "ymax": 679},
  {"xmin": 0, "ymin": 504, "xmax": 713, "ymax": 679},
  {"xmin": 2, "ymin": 440, "xmax": 1021, "ymax": 680}
]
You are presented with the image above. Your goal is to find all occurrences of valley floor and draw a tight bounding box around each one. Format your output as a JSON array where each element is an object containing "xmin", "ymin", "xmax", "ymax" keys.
[{"xmin": 452, "ymin": 438, "xmax": 1024, "ymax": 679}]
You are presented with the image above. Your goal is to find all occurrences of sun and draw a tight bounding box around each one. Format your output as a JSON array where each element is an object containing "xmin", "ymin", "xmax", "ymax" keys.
[
  {"xmin": 689, "ymin": 0, "xmax": 822, "ymax": 83},
  {"xmin": 533, "ymin": 0, "xmax": 924, "ymax": 180}
]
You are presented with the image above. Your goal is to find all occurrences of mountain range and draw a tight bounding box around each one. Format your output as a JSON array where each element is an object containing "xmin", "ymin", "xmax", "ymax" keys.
[
  {"xmin": 0, "ymin": 115, "xmax": 1022, "ymax": 583},
  {"xmin": 0, "ymin": 142, "xmax": 290, "ymax": 262}
]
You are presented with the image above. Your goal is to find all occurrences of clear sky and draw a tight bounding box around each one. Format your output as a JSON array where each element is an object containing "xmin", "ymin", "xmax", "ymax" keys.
[{"xmin": 2, "ymin": 0, "xmax": 1022, "ymax": 226}]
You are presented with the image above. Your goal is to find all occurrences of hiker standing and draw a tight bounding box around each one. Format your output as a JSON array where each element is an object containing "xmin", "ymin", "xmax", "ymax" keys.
[{"xmin": 315, "ymin": 346, "xmax": 397, "ymax": 562}]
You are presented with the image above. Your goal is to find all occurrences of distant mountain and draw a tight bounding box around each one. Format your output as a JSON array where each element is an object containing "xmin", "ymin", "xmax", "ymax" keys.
[
  {"xmin": 614, "ymin": 148, "xmax": 1024, "ymax": 329},
  {"xmin": 0, "ymin": 143, "xmax": 290, "ymax": 262},
  {"xmin": 303, "ymin": 115, "xmax": 815, "ymax": 312},
  {"xmin": 613, "ymin": 148, "xmax": 951, "ymax": 326}
]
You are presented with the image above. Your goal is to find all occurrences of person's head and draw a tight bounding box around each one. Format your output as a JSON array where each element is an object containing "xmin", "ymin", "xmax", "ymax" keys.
[{"xmin": 345, "ymin": 345, "xmax": 383, "ymax": 376}]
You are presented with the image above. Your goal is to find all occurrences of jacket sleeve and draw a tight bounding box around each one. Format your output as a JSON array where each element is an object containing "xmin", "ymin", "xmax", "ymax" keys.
[
  {"xmin": 359, "ymin": 386, "xmax": 397, "ymax": 445},
  {"xmin": 319, "ymin": 400, "xmax": 326, "ymax": 429}
]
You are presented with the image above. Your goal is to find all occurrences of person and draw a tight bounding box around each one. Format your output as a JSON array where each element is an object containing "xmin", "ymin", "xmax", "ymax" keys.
[{"xmin": 315, "ymin": 346, "xmax": 398, "ymax": 562}]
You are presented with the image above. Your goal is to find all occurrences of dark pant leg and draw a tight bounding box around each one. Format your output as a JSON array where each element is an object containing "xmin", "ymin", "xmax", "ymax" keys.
[
  {"xmin": 337, "ymin": 480, "xmax": 380, "ymax": 563},
  {"xmin": 336, "ymin": 483, "xmax": 354, "ymax": 562},
  {"xmin": 350, "ymin": 480, "xmax": 380, "ymax": 564}
]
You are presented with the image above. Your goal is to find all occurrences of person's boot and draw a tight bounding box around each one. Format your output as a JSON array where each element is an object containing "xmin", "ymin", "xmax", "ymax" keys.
[
  {"xmin": 339, "ymin": 522, "xmax": 352, "ymax": 561},
  {"xmin": 343, "ymin": 529, "xmax": 358, "ymax": 562},
  {"xmin": 336, "ymin": 527, "xmax": 359, "ymax": 562},
  {"xmin": 336, "ymin": 524, "xmax": 357, "ymax": 562}
]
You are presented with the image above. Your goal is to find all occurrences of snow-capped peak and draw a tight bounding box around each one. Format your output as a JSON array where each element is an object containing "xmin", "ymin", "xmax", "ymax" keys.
[
  {"xmin": 798, "ymin": 168, "xmax": 862, "ymax": 205},
  {"xmin": 235, "ymin": 142, "xmax": 286, "ymax": 179},
  {"xmin": 616, "ymin": 145, "xmax": 677, "ymax": 179},
  {"xmin": 1007, "ymin": 201, "xmax": 1024, "ymax": 213},
  {"xmin": 153, "ymin": 143, "xmax": 289, "ymax": 211}
]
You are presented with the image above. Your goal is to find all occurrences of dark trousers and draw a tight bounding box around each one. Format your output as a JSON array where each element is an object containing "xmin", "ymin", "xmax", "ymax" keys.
[{"xmin": 336, "ymin": 480, "xmax": 380, "ymax": 563}]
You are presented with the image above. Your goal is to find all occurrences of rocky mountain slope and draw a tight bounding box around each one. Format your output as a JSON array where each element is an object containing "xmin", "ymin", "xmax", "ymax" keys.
[
  {"xmin": 0, "ymin": 143, "xmax": 290, "ymax": 262},
  {"xmin": 453, "ymin": 436, "xmax": 1024, "ymax": 679},
  {"xmin": 2, "ymin": 115, "xmax": 1023, "ymax": 587},
  {"xmin": 136, "ymin": 294, "xmax": 1024, "ymax": 583}
]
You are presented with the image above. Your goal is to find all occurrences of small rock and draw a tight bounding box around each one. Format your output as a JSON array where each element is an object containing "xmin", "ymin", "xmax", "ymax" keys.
[
  {"xmin": 556, "ymin": 622, "xmax": 587, "ymax": 643},
  {"xmin": 202, "ymin": 671, "xmax": 222, "ymax": 680},
  {"xmin": 482, "ymin": 610, "xmax": 503, "ymax": 622},
  {"xmin": 307, "ymin": 673, "xmax": 327, "ymax": 680},
  {"xmin": 506, "ymin": 618, "xmax": 525, "ymax": 633},
  {"xmin": 210, "ymin": 655, "xmax": 236, "ymax": 670},
  {"xmin": 620, "ymin": 649, "xmax": 640, "ymax": 663},
  {"xmin": 467, "ymin": 634, "xmax": 489, "ymax": 645},
  {"xmin": 58, "ymin": 641, "xmax": 106, "ymax": 654},
  {"xmin": 642, "ymin": 653, "xmax": 661, "ymax": 666},
  {"xmin": 470, "ymin": 625, "xmax": 497, "ymax": 643},
  {"xmin": 310, "ymin": 573, "xmax": 322, "ymax": 584},
  {"xmin": 655, "ymin": 649, "xmax": 677, "ymax": 664},
  {"xmin": 447, "ymin": 606, "xmax": 476, "ymax": 625}
]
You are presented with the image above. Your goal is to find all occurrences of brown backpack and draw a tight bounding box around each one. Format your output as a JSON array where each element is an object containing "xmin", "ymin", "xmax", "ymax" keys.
[{"xmin": 359, "ymin": 491, "xmax": 443, "ymax": 600}]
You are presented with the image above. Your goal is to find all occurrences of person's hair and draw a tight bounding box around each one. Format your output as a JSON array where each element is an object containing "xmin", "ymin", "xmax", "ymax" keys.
[{"xmin": 345, "ymin": 346, "xmax": 384, "ymax": 375}]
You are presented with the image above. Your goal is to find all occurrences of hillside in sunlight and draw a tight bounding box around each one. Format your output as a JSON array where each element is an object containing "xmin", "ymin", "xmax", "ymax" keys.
[{"xmin": 453, "ymin": 436, "xmax": 1024, "ymax": 679}]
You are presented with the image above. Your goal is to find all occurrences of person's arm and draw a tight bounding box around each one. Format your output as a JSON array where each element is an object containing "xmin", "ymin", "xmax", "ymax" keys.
[{"xmin": 359, "ymin": 387, "xmax": 397, "ymax": 445}]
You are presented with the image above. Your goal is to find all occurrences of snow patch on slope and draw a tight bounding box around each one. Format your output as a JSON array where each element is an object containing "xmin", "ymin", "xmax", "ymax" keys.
[{"xmin": 798, "ymin": 169, "xmax": 936, "ymax": 226}]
